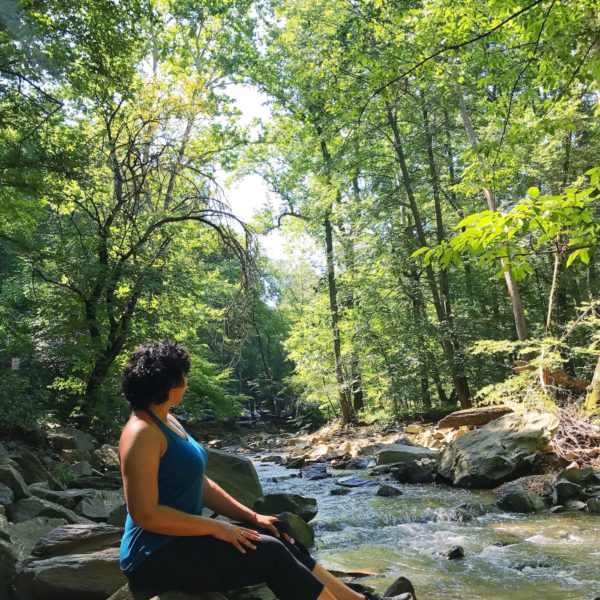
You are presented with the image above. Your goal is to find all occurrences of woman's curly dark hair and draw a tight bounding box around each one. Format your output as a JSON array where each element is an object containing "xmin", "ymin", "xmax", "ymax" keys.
[{"xmin": 122, "ymin": 341, "xmax": 190, "ymax": 410}]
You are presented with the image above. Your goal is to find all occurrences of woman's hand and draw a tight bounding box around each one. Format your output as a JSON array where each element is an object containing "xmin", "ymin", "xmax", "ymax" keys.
[
  {"xmin": 212, "ymin": 521, "xmax": 261, "ymax": 554},
  {"xmin": 254, "ymin": 513, "xmax": 280, "ymax": 537}
]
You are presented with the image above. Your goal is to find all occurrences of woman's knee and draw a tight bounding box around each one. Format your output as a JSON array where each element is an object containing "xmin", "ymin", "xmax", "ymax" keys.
[{"xmin": 257, "ymin": 534, "xmax": 289, "ymax": 559}]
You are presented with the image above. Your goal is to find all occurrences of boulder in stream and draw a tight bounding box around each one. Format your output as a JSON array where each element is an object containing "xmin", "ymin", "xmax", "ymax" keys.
[
  {"xmin": 376, "ymin": 444, "xmax": 439, "ymax": 466},
  {"xmin": 206, "ymin": 449, "xmax": 263, "ymax": 508},
  {"xmin": 437, "ymin": 412, "xmax": 559, "ymax": 488},
  {"xmin": 376, "ymin": 484, "xmax": 403, "ymax": 497},
  {"xmin": 497, "ymin": 476, "xmax": 552, "ymax": 513},
  {"xmin": 253, "ymin": 493, "xmax": 317, "ymax": 522}
]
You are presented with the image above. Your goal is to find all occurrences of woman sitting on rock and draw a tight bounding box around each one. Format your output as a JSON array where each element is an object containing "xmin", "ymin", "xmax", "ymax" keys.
[{"xmin": 119, "ymin": 340, "xmax": 411, "ymax": 600}]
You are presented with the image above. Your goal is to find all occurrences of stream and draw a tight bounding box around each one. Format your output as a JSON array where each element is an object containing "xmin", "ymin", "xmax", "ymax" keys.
[{"xmin": 253, "ymin": 459, "xmax": 600, "ymax": 600}]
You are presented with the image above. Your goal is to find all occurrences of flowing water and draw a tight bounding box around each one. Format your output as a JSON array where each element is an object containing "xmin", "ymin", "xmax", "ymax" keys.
[{"xmin": 253, "ymin": 459, "xmax": 600, "ymax": 600}]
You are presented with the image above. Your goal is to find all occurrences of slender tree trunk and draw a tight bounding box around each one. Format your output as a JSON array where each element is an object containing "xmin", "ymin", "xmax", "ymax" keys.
[
  {"xmin": 387, "ymin": 103, "xmax": 471, "ymax": 408},
  {"xmin": 456, "ymin": 85, "xmax": 529, "ymax": 341},
  {"xmin": 324, "ymin": 215, "xmax": 353, "ymax": 423}
]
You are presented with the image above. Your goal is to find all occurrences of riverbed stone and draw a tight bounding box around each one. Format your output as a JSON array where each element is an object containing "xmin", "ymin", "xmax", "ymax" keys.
[
  {"xmin": 391, "ymin": 458, "xmax": 437, "ymax": 484},
  {"xmin": 376, "ymin": 484, "xmax": 403, "ymax": 497},
  {"xmin": 441, "ymin": 546, "xmax": 464, "ymax": 560},
  {"xmin": 586, "ymin": 497, "xmax": 600, "ymax": 513},
  {"xmin": 497, "ymin": 477, "xmax": 552, "ymax": 513},
  {"xmin": 564, "ymin": 499, "xmax": 587, "ymax": 511},
  {"xmin": 302, "ymin": 464, "xmax": 330, "ymax": 480},
  {"xmin": 330, "ymin": 487, "xmax": 351, "ymax": 496},
  {"xmin": 253, "ymin": 493, "xmax": 317, "ymax": 522},
  {"xmin": 437, "ymin": 412, "xmax": 559, "ymax": 488},
  {"xmin": 383, "ymin": 575, "xmax": 417, "ymax": 599},
  {"xmin": 8, "ymin": 496, "xmax": 92, "ymax": 524},
  {"xmin": 376, "ymin": 444, "xmax": 439, "ymax": 466},
  {"xmin": 552, "ymin": 478, "xmax": 583, "ymax": 504},
  {"xmin": 335, "ymin": 476, "xmax": 374, "ymax": 488},
  {"xmin": 206, "ymin": 449, "xmax": 263, "ymax": 508},
  {"xmin": 276, "ymin": 511, "xmax": 315, "ymax": 547}
]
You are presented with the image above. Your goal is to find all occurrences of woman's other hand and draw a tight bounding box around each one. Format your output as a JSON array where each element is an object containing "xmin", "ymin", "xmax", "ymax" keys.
[
  {"xmin": 255, "ymin": 513, "xmax": 287, "ymax": 539},
  {"xmin": 212, "ymin": 521, "xmax": 261, "ymax": 554}
]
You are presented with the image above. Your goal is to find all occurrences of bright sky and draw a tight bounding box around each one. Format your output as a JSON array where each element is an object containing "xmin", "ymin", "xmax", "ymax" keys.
[{"xmin": 221, "ymin": 84, "xmax": 285, "ymax": 260}]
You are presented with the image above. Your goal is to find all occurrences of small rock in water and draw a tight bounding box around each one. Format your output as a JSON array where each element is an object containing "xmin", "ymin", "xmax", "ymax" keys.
[
  {"xmin": 564, "ymin": 499, "xmax": 587, "ymax": 511},
  {"xmin": 586, "ymin": 497, "xmax": 600, "ymax": 514},
  {"xmin": 383, "ymin": 575, "xmax": 417, "ymax": 599},
  {"xmin": 335, "ymin": 476, "xmax": 374, "ymax": 488},
  {"xmin": 441, "ymin": 546, "xmax": 464, "ymax": 560},
  {"xmin": 302, "ymin": 464, "xmax": 330, "ymax": 480},
  {"xmin": 261, "ymin": 455, "xmax": 286, "ymax": 465},
  {"xmin": 376, "ymin": 484, "xmax": 402, "ymax": 497},
  {"xmin": 330, "ymin": 487, "xmax": 351, "ymax": 496}
]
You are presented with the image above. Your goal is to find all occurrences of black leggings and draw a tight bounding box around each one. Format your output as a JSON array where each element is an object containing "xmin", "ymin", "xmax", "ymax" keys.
[{"xmin": 126, "ymin": 525, "xmax": 324, "ymax": 600}]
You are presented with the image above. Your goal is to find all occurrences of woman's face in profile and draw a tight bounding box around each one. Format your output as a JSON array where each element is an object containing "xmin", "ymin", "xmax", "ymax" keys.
[{"xmin": 169, "ymin": 378, "xmax": 187, "ymax": 406}]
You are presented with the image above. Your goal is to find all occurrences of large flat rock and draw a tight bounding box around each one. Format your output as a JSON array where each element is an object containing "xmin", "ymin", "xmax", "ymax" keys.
[
  {"xmin": 376, "ymin": 444, "xmax": 439, "ymax": 466},
  {"xmin": 437, "ymin": 412, "xmax": 559, "ymax": 488}
]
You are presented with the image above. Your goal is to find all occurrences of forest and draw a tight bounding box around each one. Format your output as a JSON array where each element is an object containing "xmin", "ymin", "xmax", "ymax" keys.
[{"xmin": 1, "ymin": 0, "xmax": 599, "ymax": 437}]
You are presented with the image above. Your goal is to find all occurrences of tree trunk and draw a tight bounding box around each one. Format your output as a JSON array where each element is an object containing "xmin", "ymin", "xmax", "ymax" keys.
[
  {"xmin": 387, "ymin": 103, "xmax": 471, "ymax": 408},
  {"xmin": 456, "ymin": 85, "xmax": 529, "ymax": 341},
  {"xmin": 324, "ymin": 215, "xmax": 354, "ymax": 424}
]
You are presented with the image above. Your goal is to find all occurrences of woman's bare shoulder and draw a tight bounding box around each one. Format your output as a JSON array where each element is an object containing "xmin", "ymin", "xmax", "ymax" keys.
[{"xmin": 119, "ymin": 416, "xmax": 164, "ymax": 456}]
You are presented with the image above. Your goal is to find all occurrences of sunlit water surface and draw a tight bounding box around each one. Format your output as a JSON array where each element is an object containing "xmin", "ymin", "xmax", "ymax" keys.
[{"xmin": 253, "ymin": 458, "xmax": 600, "ymax": 600}]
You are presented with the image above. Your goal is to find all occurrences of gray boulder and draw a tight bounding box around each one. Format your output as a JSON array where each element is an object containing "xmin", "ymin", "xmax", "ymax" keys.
[
  {"xmin": 497, "ymin": 480, "xmax": 549, "ymax": 513},
  {"xmin": 0, "ymin": 482, "xmax": 14, "ymax": 506},
  {"xmin": 75, "ymin": 494, "xmax": 111, "ymax": 521},
  {"xmin": 0, "ymin": 538, "xmax": 17, "ymax": 600},
  {"xmin": 13, "ymin": 524, "xmax": 125, "ymax": 600},
  {"xmin": 253, "ymin": 493, "xmax": 317, "ymax": 522},
  {"xmin": 0, "ymin": 462, "xmax": 30, "ymax": 499},
  {"xmin": 586, "ymin": 497, "xmax": 600, "ymax": 514},
  {"xmin": 206, "ymin": 449, "xmax": 263, "ymax": 508},
  {"xmin": 276, "ymin": 511, "xmax": 315, "ymax": 548},
  {"xmin": 72, "ymin": 461, "xmax": 93, "ymax": 478},
  {"xmin": 47, "ymin": 427, "xmax": 96, "ymax": 453},
  {"xmin": 377, "ymin": 444, "xmax": 439, "ymax": 466},
  {"xmin": 29, "ymin": 524, "xmax": 123, "ymax": 559},
  {"xmin": 437, "ymin": 412, "xmax": 559, "ymax": 488},
  {"xmin": 552, "ymin": 478, "xmax": 583, "ymax": 504},
  {"xmin": 14, "ymin": 547, "xmax": 125, "ymax": 599},
  {"xmin": 384, "ymin": 575, "xmax": 417, "ymax": 599},
  {"xmin": 4, "ymin": 517, "xmax": 69, "ymax": 560},
  {"xmin": 108, "ymin": 503, "xmax": 128, "ymax": 527},
  {"xmin": 390, "ymin": 458, "xmax": 437, "ymax": 484},
  {"xmin": 29, "ymin": 482, "xmax": 93, "ymax": 509},
  {"xmin": 376, "ymin": 484, "xmax": 403, "ymax": 497},
  {"xmin": 10, "ymin": 447, "xmax": 55, "ymax": 486},
  {"xmin": 8, "ymin": 496, "xmax": 92, "ymax": 524}
]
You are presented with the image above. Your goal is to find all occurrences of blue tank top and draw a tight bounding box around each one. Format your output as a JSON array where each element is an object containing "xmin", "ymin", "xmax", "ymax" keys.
[{"xmin": 119, "ymin": 408, "xmax": 208, "ymax": 573}]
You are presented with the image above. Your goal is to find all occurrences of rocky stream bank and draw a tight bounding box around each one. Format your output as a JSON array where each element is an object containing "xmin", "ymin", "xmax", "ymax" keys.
[{"xmin": 1, "ymin": 406, "xmax": 599, "ymax": 599}]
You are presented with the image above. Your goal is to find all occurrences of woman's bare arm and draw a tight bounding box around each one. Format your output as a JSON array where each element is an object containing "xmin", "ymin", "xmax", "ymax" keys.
[
  {"xmin": 120, "ymin": 419, "xmax": 220, "ymax": 536},
  {"xmin": 203, "ymin": 476, "xmax": 279, "ymax": 537}
]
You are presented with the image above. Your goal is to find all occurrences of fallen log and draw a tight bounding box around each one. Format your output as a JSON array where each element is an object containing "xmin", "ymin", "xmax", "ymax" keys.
[{"xmin": 437, "ymin": 405, "xmax": 513, "ymax": 429}]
